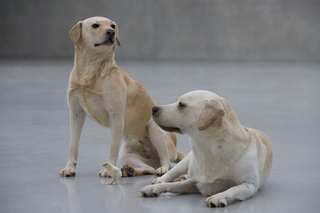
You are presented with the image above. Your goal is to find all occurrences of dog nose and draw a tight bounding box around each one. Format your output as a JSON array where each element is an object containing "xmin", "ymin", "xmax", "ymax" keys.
[
  {"xmin": 106, "ymin": 29, "xmax": 115, "ymax": 35},
  {"xmin": 152, "ymin": 106, "xmax": 159, "ymax": 115}
]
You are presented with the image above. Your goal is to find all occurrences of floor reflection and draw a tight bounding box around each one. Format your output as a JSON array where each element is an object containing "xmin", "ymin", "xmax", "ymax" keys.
[{"xmin": 60, "ymin": 177, "xmax": 82, "ymax": 213}]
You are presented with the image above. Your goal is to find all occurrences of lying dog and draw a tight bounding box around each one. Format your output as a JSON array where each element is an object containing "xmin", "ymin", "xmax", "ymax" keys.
[
  {"xmin": 60, "ymin": 17, "xmax": 184, "ymax": 178},
  {"xmin": 140, "ymin": 90, "xmax": 273, "ymax": 208}
]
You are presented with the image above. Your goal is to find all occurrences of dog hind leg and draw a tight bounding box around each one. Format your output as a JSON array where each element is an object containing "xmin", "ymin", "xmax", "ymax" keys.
[
  {"xmin": 152, "ymin": 151, "xmax": 192, "ymax": 184},
  {"xmin": 120, "ymin": 153, "xmax": 155, "ymax": 177}
]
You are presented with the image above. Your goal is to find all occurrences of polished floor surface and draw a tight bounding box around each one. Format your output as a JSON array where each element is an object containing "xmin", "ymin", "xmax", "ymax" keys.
[{"xmin": 0, "ymin": 60, "xmax": 319, "ymax": 213}]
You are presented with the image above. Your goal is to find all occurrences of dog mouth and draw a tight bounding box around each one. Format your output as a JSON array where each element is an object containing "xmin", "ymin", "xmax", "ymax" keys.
[
  {"xmin": 153, "ymin": 115, "xmax": 183, "ymax": 134},
  {"xmin": 157, "ymin": 124, "xmax": 182, "ymax": 134},
  {"xmin": 94, "ymin": 37, "xmax": 114, "ymax": 47}
]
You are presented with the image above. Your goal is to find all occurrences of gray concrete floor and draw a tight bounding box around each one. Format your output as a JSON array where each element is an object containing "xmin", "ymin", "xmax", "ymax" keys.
[{"xmin": 0, "ymin": 60, "xmax": 319, "ymax": 213}]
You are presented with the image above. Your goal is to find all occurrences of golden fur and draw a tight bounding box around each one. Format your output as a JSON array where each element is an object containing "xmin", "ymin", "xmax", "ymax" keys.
[{"xmin": 60, "ymin": 17, "xmax": 184, "ymax": 178}]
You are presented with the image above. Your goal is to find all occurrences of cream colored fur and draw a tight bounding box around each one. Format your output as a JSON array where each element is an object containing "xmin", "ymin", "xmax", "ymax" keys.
[
  {"xmin": 60, "ymin": 17, "xmax": 183, "ymax": 178},
  {"xmin": 140, "ymin": 90, "xmax": 273, "ymax": 208}
]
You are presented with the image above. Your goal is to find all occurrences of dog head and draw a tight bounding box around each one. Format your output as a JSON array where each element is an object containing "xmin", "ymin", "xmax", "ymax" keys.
[
  {"xmin": 152, "ymin": 90, "xmax": 231, "ymax": 134},
  {"xmin": 70, "ymin": 17, "xmax": 121, "ymax": 52}
]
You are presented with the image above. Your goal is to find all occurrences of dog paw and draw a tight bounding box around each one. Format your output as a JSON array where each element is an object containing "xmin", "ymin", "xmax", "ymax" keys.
[
  {"xmin": 121, "ymin": 165, "xmax": 135, "ymax": 177},
  {"xmin": 205, "ymin": 194, "xmax": 228, "ymax": 208},
  {"xmin": 60, "ymin": 167, "xmax": 76, "ymax": 177},
  {"xmin": 155, "ymin": 166, "xmax": 168, "ymax": 176},
  {"xmin": 99, "ymin": 169, "xmax": 109, "ymax": 178},
  {"xmin": 152, "ymin": 177, "xmax": 166, "ymax": 184},
  {"xmin": 139, "ymin": 185, "xmax": 161, "ymax": 197}
]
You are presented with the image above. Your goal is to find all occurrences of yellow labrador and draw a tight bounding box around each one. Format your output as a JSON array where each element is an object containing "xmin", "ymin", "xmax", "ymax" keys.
[
  {"xmin": 140, "ymin": 90, "xmax": 273, "ymax": 208},
  {"xmin": 60, "ymin": 17, "xmax": 184, "ymax": 178}
]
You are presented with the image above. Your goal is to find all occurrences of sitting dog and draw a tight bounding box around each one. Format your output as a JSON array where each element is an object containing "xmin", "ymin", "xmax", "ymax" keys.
[
  {"xmin": 140, "ymin": 90, "xmax": 273, "ymax": 208},
  {"xmin": 60, "ymin": 17, "xmax": 184, "ymax": 178}
]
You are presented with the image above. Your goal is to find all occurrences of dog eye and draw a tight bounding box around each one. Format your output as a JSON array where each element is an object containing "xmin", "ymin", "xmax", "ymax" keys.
[
  {"xmin": 91, "ymin": 24, "xmax": 100, "ymax": 29},
  {"xmin": 178, "ymin": 102, "xmax": 186, "ymax": 109},
  {"xmin": 110, "ymin": 24, "xmax": 116, "ymax": 29}
]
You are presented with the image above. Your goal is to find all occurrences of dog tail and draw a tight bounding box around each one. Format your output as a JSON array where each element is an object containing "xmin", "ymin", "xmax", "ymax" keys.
[{"xmin": 175, "ymin": 152, "xmax": 186, "ymax": 163}]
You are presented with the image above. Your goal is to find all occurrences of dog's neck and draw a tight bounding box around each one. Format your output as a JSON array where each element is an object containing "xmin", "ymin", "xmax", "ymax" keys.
[
  {"xmin": 188, "ymin": 120, "xmax": 250, "ymax": 184},
  {"xmin": 189, "ymin": 112, "xmax": 249, "ymax": 146},
  {"xmin": 72, "ymin": 46, "xmax": 117, "ymax": 85},
  {"xmin": 188, "ymin": 115, "xmax": 250, "ymax": 181}
]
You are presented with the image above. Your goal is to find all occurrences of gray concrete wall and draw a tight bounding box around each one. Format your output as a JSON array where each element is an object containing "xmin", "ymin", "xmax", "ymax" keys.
[{"xmin": 1, "ymin": 0, "xmax": 319, "ymax": 61}]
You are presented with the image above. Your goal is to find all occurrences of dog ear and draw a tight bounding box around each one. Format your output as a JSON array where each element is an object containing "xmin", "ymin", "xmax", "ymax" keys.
[
  {"xmin": 70, "ymin": 21, "xmax": 82, "ymax": 44},
  {"xmin": 198, "ymin": 100, "xmax": 225, "ymax": 131},
  {"xmin": 115, "ymin": 25, "xmax": 121, "ymax": 47},
  {"xmin": 116, "ymin": 37, "xmax": 121, "ymax": 47}
]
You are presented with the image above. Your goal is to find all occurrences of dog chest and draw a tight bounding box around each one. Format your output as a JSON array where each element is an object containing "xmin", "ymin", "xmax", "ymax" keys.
[{"xmin": 74, "ymin": 89, "xmax": 110, "ymax": 127}]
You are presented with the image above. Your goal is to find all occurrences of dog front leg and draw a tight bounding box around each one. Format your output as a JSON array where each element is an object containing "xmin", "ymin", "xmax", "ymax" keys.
[
  {"xmin": 152, "ymin": 151, "xmax": 192, "ymax": 184},
  {"xmin": 148, "ymin": 120, "xmax": 172, "ymax": 176},
  {"xmin": 99, "ymin": 113, "xmax": 124, "ymax": 178},
  {"xmin": 205, "ymin": 182, "xmax": 258, "ymax": 208},
  {"xmin": 60, "ymin": 109, "xmax": 86, "ymax": 177},
  {"xmin": 140, "ymin": 179, "xmax": 199, "ymax": 197}
]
